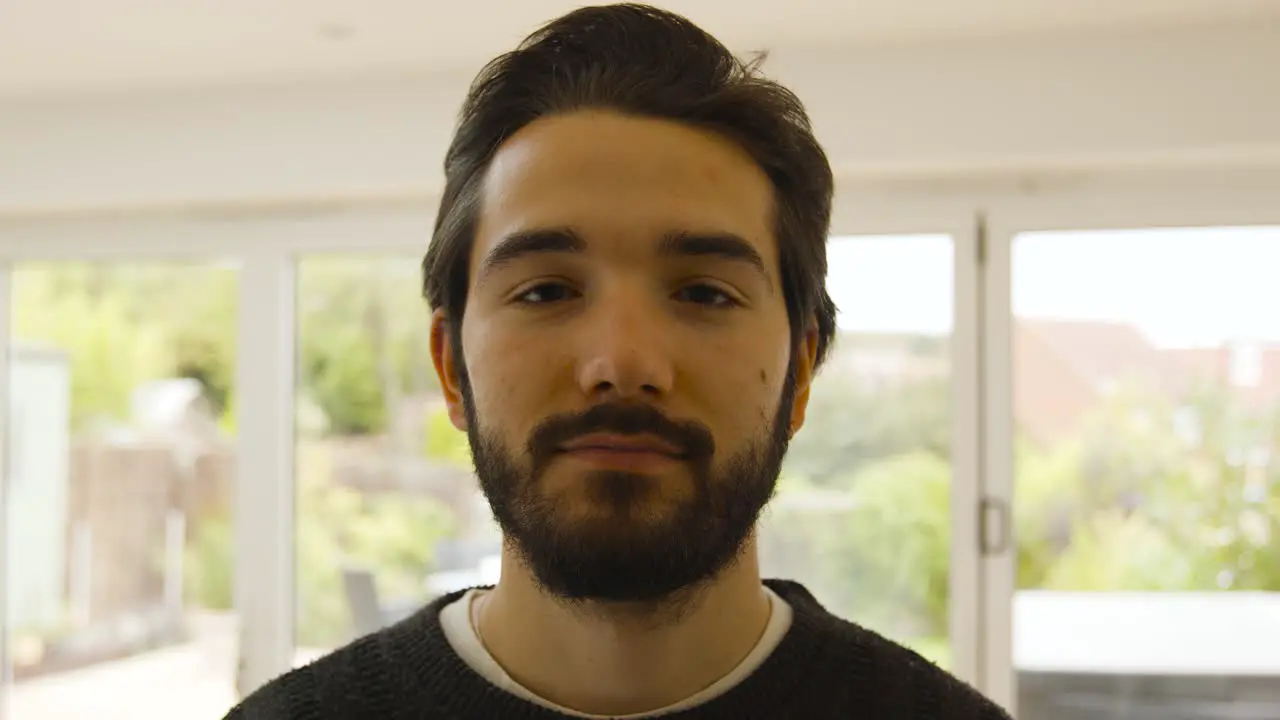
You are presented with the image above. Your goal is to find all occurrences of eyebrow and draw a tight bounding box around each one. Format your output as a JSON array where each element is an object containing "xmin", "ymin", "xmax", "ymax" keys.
[
  {"xmin": 479, "ymin": 228, "xmax": 586, "ymax": 280},
  {"xmin": 659, "ymin": 231, "xmax": 768, "ymax": 282},
  {"xmin": 477, "ymin": 226, "xmax": 770, "ymax": 286}
]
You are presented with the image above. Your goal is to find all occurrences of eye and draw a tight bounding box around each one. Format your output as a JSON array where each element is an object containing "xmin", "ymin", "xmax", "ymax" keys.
[
  {"xmin": 675, "ymin": 283, "xmax": 738, "ymax": 308},
  {"xmin": 514, "ymin": 282, "xmax": 579, "ymax": 305}
]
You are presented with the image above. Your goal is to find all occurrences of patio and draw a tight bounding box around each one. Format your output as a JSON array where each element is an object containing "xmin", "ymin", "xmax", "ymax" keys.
[{"xmin": 8, "ymin": 613, "xmax": 326, "ymax": 720}]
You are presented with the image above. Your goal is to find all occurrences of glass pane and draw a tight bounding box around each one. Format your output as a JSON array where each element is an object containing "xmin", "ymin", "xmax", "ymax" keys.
[
  {"xmin": 1011, "ymin": 227, "xmax": 1280, "ymax": 719},
  {"xmin": 759, "ymin": 234, "xmax": 954, "ymax": 667},
  {"xmin": 293, "ymin": 256, "xmax": 479, "ymax": 662},
  {"xmin": 5, "ymin": 262, "xmax": 240, "ymax": 720}
]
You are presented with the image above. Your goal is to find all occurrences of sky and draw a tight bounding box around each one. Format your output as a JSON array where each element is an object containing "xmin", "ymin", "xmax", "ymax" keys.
[{"xmin": 827, "ymin": 226, "xmax": 1280, "ymax": 348}]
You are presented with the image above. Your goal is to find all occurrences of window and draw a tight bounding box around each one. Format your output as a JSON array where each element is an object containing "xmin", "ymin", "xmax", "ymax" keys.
[
  {"xmin": 1009, "ymin": 227, "xmax": 1280, "ymax": 719},
  {"xmin": 6, "ymin": 262, "xmax": 240, "ymax": 720}
]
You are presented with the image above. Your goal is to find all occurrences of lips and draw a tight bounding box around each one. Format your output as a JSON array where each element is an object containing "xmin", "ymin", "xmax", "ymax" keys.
[{"xmin": 558, "ymin": 433, "xmax": 684, "ymax": 458}]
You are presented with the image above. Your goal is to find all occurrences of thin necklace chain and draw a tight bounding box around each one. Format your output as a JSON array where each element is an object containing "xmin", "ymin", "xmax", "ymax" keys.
[{"xmin": 471, "ymin": 590, "xmax": 491, "ymax": 652}]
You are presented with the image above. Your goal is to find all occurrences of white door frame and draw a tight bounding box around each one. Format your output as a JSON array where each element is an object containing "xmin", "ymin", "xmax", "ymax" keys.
[
  {"xmin": 978, "ymin": 167, "xmax": 1280, "ymax": 714},
  {"xmin": 830, "ymin": 195, "xmax": 986, "ymax": 689},
  {"xmin": 0, "ymin": 263, "xmax": 10, "ymax": 720}
]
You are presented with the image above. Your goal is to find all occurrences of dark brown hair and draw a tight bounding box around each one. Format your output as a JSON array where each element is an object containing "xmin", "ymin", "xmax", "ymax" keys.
[{"xmin": 422, "ymin": 3, "xmax": 837, "ymax": 367}]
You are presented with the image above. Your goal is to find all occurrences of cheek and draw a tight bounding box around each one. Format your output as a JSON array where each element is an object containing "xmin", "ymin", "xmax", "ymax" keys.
[
  {"xmin": 463, "ymin": 323, "xmax": 563, "ymax": 430},
  {"xmin": 703, "ymin": 329, "xmax": 789, "ymax": 393},
  {"xmin": 691, "ymin": 352, "xmax": 787, "ymax": 442}
]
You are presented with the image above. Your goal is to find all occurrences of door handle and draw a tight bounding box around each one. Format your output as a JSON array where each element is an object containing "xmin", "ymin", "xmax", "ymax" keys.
[{"xmin": 979, "ymin": 496, "xmax": 1011, "ymax": 556}]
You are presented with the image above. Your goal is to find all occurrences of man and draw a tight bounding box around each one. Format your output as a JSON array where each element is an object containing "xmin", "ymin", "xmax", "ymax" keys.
[{"xmin": 228, "ymin": 4, "xmax": 1011, "ymax": 719}]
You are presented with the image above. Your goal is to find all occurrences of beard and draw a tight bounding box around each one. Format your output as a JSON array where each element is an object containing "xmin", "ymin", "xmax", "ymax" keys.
[{"xmin": 461, "ymin": 364, "xmax": 796, "ymax": 608}]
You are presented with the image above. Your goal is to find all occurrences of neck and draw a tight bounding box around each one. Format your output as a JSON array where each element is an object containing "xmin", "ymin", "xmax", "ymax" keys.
[{"xmin": 477, "ymin": 537, "xmax": 771, "ymax": 716}]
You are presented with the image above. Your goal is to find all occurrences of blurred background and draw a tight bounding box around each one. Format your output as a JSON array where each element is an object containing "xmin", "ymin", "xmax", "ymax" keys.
[{"xmin": 2, "ymin": 2, "xmax": 1279, "ymax": 719}]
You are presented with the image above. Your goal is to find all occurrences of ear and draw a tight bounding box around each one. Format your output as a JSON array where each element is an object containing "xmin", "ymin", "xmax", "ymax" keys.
[
  {"xmin": 788, "ymin": 327, "xmax": 820, "ymax": 437},
  {"xmin": 429, "ymin": 309, "xmax": 470, "ymax": 432}
]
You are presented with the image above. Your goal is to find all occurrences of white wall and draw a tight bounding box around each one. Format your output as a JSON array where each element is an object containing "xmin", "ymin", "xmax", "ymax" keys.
[{"xmin": 1, "ymin": 19, "xmax": 1279, "ymax": 216}]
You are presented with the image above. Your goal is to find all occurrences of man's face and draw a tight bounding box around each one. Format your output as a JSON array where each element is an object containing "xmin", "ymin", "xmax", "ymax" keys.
[{"xmin": 432, "ymin": 110, "xmax": 817, "ymax": 604}]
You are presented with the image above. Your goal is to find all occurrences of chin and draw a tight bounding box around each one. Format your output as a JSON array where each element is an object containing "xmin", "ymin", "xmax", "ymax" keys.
[
  {"xmin": 513, "ymin": 499, "xmax": 734, "ymax": 606},
  {"xmin": 547, "ymin": 497, "xmax": 684, "ymax": 539},
  {"xmin": 554, "ymin": 468, "xmax": 693, "ymax": 508}
]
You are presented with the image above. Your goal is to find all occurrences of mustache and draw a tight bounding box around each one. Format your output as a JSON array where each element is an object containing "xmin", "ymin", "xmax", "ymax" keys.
[{"xmin": 526, "ymin": 403, "xmax": 716, "ymax": 466}]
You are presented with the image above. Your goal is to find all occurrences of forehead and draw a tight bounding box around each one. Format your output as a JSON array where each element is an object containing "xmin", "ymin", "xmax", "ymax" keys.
[{"xmin": 472, "ymin": 111, "xmax": 777, "ymax": 269}]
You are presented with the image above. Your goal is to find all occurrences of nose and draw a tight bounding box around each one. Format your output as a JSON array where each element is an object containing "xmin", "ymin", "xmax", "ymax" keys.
[{"xmin": 575, "ymin": 287, "xmax": 675, "ymax": 401}]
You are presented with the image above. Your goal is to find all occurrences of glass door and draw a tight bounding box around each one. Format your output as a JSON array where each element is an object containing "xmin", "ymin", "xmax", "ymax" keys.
[
  {"xmin": 0, "ymin": 211, "xmax": 352, "ymax": 719},
  {"xmin": 762, "ymin": 232, "xmax": 971, "ymax": 670},
  {"xmin": 983, "ymin": 221, "xmax": 1280, "ymax": 719},
  {"xmin": 1, "ymin": 259, "xmax": 242, "ymax": 720}
]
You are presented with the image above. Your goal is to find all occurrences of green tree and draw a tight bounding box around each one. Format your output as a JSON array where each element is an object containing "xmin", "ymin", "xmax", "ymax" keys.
[
  {"xmin": 303, "ymin": 325, "xmax": 387, "ymax": 434},
  {"xmin": 13, "ymin": 262, "xmax": 241, "ymax": 428},
  {"xmin": 1015, "ymin": 378, "xmax": 1280, "ymax": 593},
  {"xmin": 813, "ymin": 452, "xmax": 950, "ymax": 639},
  {"xmin": 292, "ymin": 480, "xmax": 456, "ymax": 647},
  {"xmin": 184, "ymin": 512, "xmax": 235, "ymax": 610},
  {"xmin": 14, "ymin": 266, "xmax": 172, "ymax": 428},
  {"xmin": 1013, "ymin": 438, "xmax": 1084, "ymax": 589},
  {"xmin": 287, "ymin": 442, "xmax": 458, "ymax": 647},
  {"xmin": 785, "ymin": 373, "xmax": 949, "ymax": 487},
  {"xmin": 1041, "ymin": 510, "xmax": 1197, "ymax": 590},
  {"xmin": 297, "ymin": 256, "xmax": 437, "ymax": 436},
  {"xmin": 167, "ymin": 266, "xmax": 238, "ymax": 415},
  {"xmin": 424, "ymin": 407, "xmax": 471, "ymax": 466}
]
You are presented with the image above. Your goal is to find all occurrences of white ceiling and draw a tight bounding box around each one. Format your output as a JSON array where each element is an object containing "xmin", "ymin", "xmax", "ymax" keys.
[{"xmin": 3, "ymin": 0, "xmax": 1279, "ymax": 98}]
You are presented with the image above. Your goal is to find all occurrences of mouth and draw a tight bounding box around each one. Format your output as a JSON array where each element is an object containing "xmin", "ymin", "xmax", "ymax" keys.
[
  {"xmin": 560, "ymin": 433, "xmax": 683, "ymax": 455},
  {"xmin": 557, "ymin": 433, "xmax": 685, "ymax": 470}
]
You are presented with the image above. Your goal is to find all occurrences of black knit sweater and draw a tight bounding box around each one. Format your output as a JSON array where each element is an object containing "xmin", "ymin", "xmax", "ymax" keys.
[{"xmin": 226, "ymin": 580, "xmax": 1011, "ymax": 719}]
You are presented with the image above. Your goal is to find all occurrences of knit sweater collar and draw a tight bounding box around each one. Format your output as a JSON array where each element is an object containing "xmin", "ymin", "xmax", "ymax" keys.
[{"xmin": 386, "ymin": 579, "xmax": 833, "ymax": 719}]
